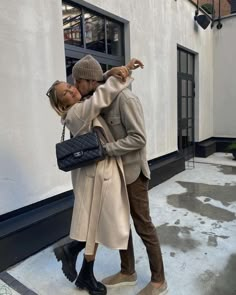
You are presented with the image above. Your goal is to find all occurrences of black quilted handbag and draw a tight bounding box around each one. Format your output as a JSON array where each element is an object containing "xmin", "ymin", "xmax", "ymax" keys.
[{"xmin": 56, "ymin": 124, "xmax": 105, "ymax": 172}]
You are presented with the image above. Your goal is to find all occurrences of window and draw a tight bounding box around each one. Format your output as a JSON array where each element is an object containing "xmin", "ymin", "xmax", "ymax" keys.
[{"xmin": 62, "ymin": 1, "xmax": 126, "ymax": 78}]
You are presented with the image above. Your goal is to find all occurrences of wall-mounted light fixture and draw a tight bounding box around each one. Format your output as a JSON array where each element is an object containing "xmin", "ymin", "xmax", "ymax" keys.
[
  {"xmin": 194, "ymin": 13, "xmax": 211, "ymax": 29},
  {"xmin": 194, "ymin": 0, "xmax": 211, "ymax": 29},
  {"xmin": 194, "ymin": 0, "xmax": 223, "ymax": 30}
]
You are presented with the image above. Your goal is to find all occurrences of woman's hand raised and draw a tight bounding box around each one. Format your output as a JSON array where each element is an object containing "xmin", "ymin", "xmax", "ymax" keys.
[{"xmin": 106, "ymin": 58, "xmax": 144, "ymax": 82}]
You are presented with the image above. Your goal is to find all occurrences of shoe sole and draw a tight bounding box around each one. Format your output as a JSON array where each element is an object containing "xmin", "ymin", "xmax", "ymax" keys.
[
  {"xmin": 136, "ymin": 287, "xmax": 168, "ymax": 295},
  {"xmin": 76, "ymin": 279, "xmax": 107, "ymax": 295},
  {"xmin": 160, "ymin": 289, "xmax": 168, "ymax": 295},
  {"xmin": 54, "ymin": 247, "xmax": 77, "ymax": 282},
  {"xmin": 104, "ymin": 280, "xmax": 137, "ymax": 288}
]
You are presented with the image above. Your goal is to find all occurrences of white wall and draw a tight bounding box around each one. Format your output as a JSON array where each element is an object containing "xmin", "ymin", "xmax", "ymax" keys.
[
  {"xmin": 213, "ymin": 17, "xmax": 236, "ymax": 137},
  {"xmin": 0, "ymin": 0, "xmax": 215, "ymax": 215},
  {"xmin": 0, "ymin": 0, "xmax": 72, "ymax": 215},
  {"xmin": 85, "ymin": 0, "xmax": 214, "ymax": 154}
]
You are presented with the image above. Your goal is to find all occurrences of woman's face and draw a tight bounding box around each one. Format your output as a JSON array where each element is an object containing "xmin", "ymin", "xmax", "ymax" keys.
[{"xmin": 55, "ymin": 82, "xmax": 82, "ymax": 108}]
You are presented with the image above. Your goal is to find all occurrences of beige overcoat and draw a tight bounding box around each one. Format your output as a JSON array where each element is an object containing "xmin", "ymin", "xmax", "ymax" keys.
[{"xmin": 64, "ymin": 77, "xmax": 132, "ymax": 255}]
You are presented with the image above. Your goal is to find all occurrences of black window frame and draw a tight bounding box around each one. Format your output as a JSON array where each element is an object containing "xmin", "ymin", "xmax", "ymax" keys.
[{"xmin": 62, "ymin": 0, "xmax": 129, "ymax": 74}]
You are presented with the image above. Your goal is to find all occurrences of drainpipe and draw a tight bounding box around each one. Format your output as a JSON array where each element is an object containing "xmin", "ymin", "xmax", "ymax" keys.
[{"xmin": 217, "ymin": 0, "xmax": 223, "ymax": 29}]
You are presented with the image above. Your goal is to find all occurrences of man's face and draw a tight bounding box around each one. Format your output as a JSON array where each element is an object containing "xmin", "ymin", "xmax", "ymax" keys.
[{"xmin": 74, "ymin": 79, "xmax": 95, "ymax": 97}]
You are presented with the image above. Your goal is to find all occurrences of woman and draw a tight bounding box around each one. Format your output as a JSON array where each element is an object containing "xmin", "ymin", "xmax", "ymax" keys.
[{"xmin": 47, "ymin": 59, "xmax": 143, "ymax": 295}]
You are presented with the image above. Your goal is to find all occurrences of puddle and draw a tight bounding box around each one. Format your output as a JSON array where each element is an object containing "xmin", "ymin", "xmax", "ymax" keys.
[
  {"xmin": 167, "ymin": 181, "xmax": 236, "ymax": 221},
  {"xmin": 217, "ymin": 165, "xmax": 236, "ymax": 175},
  {"xmin": 156, "ymin": 223, "xmax": 200, "ymax": 252},
  {"xmin": 200, "ymin": 254, "xmax": 236, "ymax": 295}
]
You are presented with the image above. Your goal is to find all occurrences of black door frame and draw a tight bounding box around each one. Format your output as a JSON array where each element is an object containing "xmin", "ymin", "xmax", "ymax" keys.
[{"xmin": 177, "ymin": 47, "xmax": 195, "ymax": 160}]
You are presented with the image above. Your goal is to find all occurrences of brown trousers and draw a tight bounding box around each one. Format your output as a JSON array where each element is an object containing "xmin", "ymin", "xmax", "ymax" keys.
[{"xmin": 120, "ymin": 173, "xmax": 165, "ymax": 283}]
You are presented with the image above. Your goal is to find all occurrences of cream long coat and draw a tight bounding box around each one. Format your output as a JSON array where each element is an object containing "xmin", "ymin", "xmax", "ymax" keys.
[{"xmin": 64, "ymin": 77, "xmax": 132, "ymax": 255}]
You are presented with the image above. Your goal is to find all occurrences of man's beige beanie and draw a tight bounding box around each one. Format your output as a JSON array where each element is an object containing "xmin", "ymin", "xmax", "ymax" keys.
[{"xmin": 72, "ymin": 55, "xmax": 103, "ymax": 82}]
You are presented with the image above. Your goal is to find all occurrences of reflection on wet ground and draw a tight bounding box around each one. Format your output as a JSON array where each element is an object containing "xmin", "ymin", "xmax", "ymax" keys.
[
  {"xmin": 217, "ymin": 165, "xmax": 236, "ymax": 175},
  {"xmin": 167, "ymin": 181, "xmax": 236, "ymax": 221},
  {"xmin": 199, "ymin": 254, "xmax": 236, "ymax": 295},
  {"xmin": 5, "ymin": 162, "xmax": 236, "ymax": 295},
  {"xmin": 157, "ymin": 223, "xmax": 200, "ymax": 252}
]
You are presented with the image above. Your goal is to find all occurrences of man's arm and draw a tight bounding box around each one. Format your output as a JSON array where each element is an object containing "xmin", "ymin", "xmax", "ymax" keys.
[{"xmin": 105, "ymin": 92, "xmax": 146, "ymax": 157}]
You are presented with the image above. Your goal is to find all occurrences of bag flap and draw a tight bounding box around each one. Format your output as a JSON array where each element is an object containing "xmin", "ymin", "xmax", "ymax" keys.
[{"xmin": 56, "ymin": 132, "xmax": 100, "ymax": 160}]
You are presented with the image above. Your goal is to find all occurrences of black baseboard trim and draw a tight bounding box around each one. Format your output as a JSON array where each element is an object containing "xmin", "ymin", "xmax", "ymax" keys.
[
  {"xmin": 0, "ymin": 191, "xmax": 74, "ymax": 272},
  {"xmin": 149, "ymin": 151, "xmax": 185, "ymax": 188},
  {"xmin": 0, "ymin": 150, "xmax": 185, "ymax": 272},
  {"xmin": 195, "ymin": 137, "xmax": 236, "ymax": 158}
]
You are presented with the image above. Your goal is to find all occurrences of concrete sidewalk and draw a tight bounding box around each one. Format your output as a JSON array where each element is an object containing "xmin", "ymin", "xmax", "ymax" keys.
[{"xmin": 1, "ymin": 153, "xmax": 236, "ymax": 295}]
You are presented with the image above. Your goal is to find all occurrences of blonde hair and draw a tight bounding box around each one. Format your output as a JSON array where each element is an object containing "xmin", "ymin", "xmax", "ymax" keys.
[{"xmin": 46, "ymin": 80, "xmax": 70, "ymax": 117}]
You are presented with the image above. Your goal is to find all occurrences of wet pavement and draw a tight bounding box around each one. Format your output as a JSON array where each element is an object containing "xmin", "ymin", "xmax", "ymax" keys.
[{"xmin": 2, "ymin": 153, "xmax": 236, "ymax": 295}]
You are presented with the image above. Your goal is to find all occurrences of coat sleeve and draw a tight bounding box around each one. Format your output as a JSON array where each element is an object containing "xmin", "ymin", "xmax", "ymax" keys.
[
  {"xmin": 68, "ymin": 77, "xmax": 132, "ymax": 125},
  {"xmin": 105, "ymin": 92, "xmax": 146, "ymax": 157}
]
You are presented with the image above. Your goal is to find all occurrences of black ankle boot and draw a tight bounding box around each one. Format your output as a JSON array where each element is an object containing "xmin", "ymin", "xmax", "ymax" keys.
[
  {"xmin": 54, "ymin": 241, "xmax": 85, "ymax": 282},
  {"xmin": 75, "ymin": 258, "xmax": 107, "ymax": 295}
]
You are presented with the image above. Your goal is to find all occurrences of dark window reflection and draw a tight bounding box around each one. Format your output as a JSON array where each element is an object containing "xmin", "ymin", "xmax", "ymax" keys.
[
  {"xmin": 107, "ymin": 20, "xmax": 123, "ymax": 56},
  {"xmin": 100, "ymin": 63, "xmax": 107, "ymax": 72},
  {"xmin": 188, "ymin": 54, "xmax": 193, "ymax": 75},
  {"xmin": 63, "ymin": 3, "xmax": 83, "ymax": 47},
  {"xmin": 180, "ymin": 51, "xmax": 187, "ymax": 73},
  {"xmin": 66, "ymin": 57, "xmax": 78, "ymax": 84},
  {"xmin": 62, "ymin": 2, "xmax": 124, "ymax": 57},
  {"xmin": 84, "ymin": 11, "xmax": 105, "ymax": 53}
]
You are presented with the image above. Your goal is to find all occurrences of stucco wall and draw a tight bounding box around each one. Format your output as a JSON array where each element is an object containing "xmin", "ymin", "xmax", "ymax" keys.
[
  {"xmin": 0, "ymin": 0, "xmax": 72, "ymax": 215},
  {"xmin": 213, "ymin": 17, "xmax": 236, "ymax": 137},
  {"xmin": 0, "ymin": 0, "xmax": 214, "ymax": 214},
  {"xmin": 85, "ymin": 0, "xmax": 214, "ymax": 151}
]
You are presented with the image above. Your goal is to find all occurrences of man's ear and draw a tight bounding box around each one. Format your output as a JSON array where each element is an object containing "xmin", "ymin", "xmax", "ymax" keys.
[{"xmin": 90, "ymin": 80, "xmax": 97, "ymax": 89}]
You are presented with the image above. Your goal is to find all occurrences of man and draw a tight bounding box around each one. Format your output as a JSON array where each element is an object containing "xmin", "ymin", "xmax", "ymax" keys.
[{"xmin": 56, "ymin": 55, "xmax": 167, "ymax": 295}]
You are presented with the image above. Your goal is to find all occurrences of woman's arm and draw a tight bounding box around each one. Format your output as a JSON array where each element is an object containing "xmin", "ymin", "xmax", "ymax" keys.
[
  {"xmin": 67, "ymin": 76, "xmax": 133, "ymax": 127},
  {"xmin": 103, "ymin": 58, "xmax": 144, "ymax": 82}
]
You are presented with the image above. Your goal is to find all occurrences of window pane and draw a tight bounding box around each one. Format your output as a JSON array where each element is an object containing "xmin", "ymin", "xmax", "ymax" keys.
[
  {"xmin": 182, "ymin": 80, "xmax": 187, "ymax": 96},
  {"xmin": 181, "ymin": 97, "xmax": 187, "ymax": 119},
  {"xmin": 100, "ymin": 63, "xmax": 107, "ymax": 72},
  {"xmin": 62, "ymin": 3, "xmax": 83, "ymax": 47},
  {"xmin": 66, "ymin": 57, "xmax": 78, "ymax": 83},
  {"xmin": 106, "ymin": 20, "xmax": 123, "ymax": 56},
  {"xmin": 188, "ymin": 128, "xmax": 193, "ymax": 143},
  {"xmin": 188, "ymin": 97, "xmax": 193, "ymax": 118},
  {"xmin": 180, "ymin": 51, "xmax": 187, "ymax": 73},
  {"xmin": 85, "ymin": 11, "xmax": 105, "ymax": 53},
  {"xmin": 188, "ymin": 80, "xmax": 192, "ymax": 96},
  {"xmin": 177, "ymin": 51, "xmax": 180, "ymax": 73},
  {"xmin": 188, "ymin": 54, "xmax": 193, "ymax": 75},
  {"xmin": 188, "ymin": 118, "xmax": 193, "ymax": 128}
]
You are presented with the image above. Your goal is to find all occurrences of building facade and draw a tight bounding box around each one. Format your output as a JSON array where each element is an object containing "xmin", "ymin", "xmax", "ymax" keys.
[{"xmin": 0, "ymin": 0, "xmax": 235, "ymax": 271}]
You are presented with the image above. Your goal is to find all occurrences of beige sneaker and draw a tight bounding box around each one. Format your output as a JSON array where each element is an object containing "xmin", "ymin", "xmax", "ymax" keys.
[
  {"xmin": 137, "ymin": 281, "xmax": 168, "ymax": 295},
  {"xmin": 101, "ymin": 271, "xmax": 137, "ymax": 287}
]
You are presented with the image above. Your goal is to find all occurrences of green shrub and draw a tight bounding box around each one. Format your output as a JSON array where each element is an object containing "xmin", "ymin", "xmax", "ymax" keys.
[
  {"xmin": 201, "ymin": 3, "xmax": 215, "ymax": 14},
  {"xmin": 226, "ymin": 142, "xmax": 236, "ymax": 152}
]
